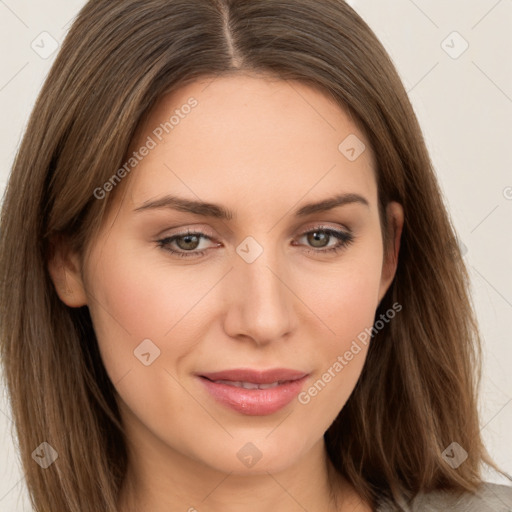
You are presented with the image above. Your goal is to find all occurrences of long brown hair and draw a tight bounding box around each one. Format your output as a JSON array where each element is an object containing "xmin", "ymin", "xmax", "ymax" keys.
[{"xmin": 0, "ymin": 0, "xmax": 503, "ymax": 510}]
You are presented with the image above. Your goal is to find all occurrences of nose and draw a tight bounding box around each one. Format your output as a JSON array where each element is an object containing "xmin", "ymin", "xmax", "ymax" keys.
[{"xmin": 222, "ymin": 246, "xmax": 296, "ymax": 346}]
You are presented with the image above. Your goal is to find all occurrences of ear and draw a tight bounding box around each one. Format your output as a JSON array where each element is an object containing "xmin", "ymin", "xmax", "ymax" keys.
[
  {"xmin": 378, "ymin": 201, "xmax": 404, "ymax": 303},
  {"xmin": 47, "ymin": 235, "xmax": 88, "ymax": 307}
]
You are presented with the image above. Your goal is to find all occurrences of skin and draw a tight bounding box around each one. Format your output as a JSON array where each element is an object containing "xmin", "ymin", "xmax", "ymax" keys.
[{"xmin": 49, "ymin": 73, "xmax": 404, "ymax": 512}]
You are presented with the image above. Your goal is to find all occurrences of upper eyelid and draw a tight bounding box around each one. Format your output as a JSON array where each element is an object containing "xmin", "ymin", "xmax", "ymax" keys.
[{"xmin": 159, "ymin": 221, "xmax": 352, "ymax": 239}]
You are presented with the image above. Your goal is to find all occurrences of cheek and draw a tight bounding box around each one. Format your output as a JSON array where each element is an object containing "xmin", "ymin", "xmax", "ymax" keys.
[
  {"xmin": 296, "ymin": 279, "xmax": 377, "ymax": 431},
  {"xmin": 83, "ymin": 236, "xmax": 183, "ymax": 381},
  {"xmin": 304, "ymin": 242, "xmax": 384, "ymax": 346},
  {"xmin": 82, "ymin": 239, "xmax": 207, "ymax": 435},
  {"xmin": 83, "ymin": 233, "xmax": 234, "ymax": 392},
  {"xmin": 87, "ymin": 229, "xmax": 198, "ymax": 329},
  {"xmin": 296, "ymin": 244, "xmax": 383, "ymax": 412}
]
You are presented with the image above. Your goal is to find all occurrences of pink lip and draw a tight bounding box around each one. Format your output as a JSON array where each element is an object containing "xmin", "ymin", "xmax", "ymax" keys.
[{"xmin": 197, "ymin": 368, "xmax": 309, "ymax": 416}]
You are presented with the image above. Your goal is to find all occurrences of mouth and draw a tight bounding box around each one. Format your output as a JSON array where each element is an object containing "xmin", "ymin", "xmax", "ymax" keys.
[{"xmin": 196, "ymin": 368, "xmax": 309, "ymax": 416}]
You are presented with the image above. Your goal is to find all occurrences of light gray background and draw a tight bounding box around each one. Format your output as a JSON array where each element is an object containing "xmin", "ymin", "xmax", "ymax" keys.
[{"xmin": 1, "ymin": 0, "xmax": 511, "ymax": 509}]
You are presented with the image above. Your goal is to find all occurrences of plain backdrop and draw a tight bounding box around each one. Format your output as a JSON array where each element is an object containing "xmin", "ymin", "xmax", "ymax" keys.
[{"xmin": 1, "ymin": 0, "xmax": 511, "ymax": 509}]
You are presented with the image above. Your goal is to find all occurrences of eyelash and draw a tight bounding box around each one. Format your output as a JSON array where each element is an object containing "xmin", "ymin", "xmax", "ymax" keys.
[{"xmin": 156, "ymin": 226, "xmax": 355, "ymax": 259}]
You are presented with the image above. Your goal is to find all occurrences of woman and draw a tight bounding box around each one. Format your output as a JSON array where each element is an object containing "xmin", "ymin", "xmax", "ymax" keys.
[{"xmin": 0, "ymin": 0, "xmax": 510, "ymax": 511}]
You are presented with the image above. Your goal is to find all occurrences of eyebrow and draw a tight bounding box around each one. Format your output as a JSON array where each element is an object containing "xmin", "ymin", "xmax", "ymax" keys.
[{"xmin": 134, "ymin": 192, "xmax": 369, "ymax": 220}]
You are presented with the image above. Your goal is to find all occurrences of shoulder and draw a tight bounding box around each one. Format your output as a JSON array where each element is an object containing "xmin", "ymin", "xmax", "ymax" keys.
[
  {"xmin": 377, "ymin": 482, "xmax": 512, "ymax": 511},
  {"xmin": 411, "ymin": 482, "xmax": 512, "ymax": 511}
]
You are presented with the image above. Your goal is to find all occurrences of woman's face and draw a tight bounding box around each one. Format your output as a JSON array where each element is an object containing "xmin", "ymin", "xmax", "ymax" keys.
[{"xmin": 57, "ymin": 74, "xmax": 402, "ymax": 477}]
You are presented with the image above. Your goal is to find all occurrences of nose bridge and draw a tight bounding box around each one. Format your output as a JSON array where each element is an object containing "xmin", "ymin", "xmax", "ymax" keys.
[{"xmin": 224, "ymin": 236, "xmax": 294, "ymax": 344}]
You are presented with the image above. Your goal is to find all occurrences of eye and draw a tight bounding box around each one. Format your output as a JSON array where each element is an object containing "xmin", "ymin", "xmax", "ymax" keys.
[
  {"xmin": 156, "ymin": 225, "xmax": 355, "ymax": 258},
  {"xmin": 156, "ymin": 230, "xmax": 217, "ymax": 258},
  {"xmin": 295, "ymin": 226, "xmax": 355, "ymax": 255}
]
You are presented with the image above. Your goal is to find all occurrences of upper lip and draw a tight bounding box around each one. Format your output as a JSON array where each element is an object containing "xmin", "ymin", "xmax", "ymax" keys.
[{"xmin": 198, "ymin": 368, "xmax": 308, "ymax": 384}]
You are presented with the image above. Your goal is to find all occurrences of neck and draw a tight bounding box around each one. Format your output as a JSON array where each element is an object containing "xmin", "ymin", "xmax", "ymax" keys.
[{"xmin": 117, "ymin": 437, "xmax": 368, "ymax": 512}]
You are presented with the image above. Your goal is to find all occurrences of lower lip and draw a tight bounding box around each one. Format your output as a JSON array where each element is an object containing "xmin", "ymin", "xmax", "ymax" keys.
[{"xmin": 198, "ymin": 376, "xmax": 308, "ymax": 416}]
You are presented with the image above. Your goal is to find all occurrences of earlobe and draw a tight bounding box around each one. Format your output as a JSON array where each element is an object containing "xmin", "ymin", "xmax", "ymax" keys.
[
  {"xmin": 47, "ymin": 236, "xmax": 88, "ymax": 307},
  {"xmin": 378, "ymin": 201, "xmax": 404, "ymax": 303}
]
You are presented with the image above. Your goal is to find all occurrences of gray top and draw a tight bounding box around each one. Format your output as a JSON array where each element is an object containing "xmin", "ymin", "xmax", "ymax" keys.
[{"xmin": 376, "ymin": 482, "xmax": 512, "ymax": 511}]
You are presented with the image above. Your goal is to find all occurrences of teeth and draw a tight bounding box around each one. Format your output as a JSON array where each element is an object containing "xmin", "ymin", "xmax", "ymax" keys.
[
  {"xmin": 258, "ymin": 382, "xmax": 280, "ymax": 389},
  {"xmin": 241, "ymin": 381, "xmax": 260, "ymax": 390},
  {"xmin": 213, "ymin": 379, "xmax": 284, "ymax": 389}
]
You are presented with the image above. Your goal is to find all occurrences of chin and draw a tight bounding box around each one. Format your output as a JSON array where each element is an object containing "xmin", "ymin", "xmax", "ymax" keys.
[{"xmin": 187, "ymin": 431, "xmax": 316, "ymax": 476}]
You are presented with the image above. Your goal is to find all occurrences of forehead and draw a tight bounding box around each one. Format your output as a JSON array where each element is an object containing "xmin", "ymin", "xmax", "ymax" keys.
[{"xmin": 122, "ymin": 73, "xmax": 377, "ymax": 216}]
